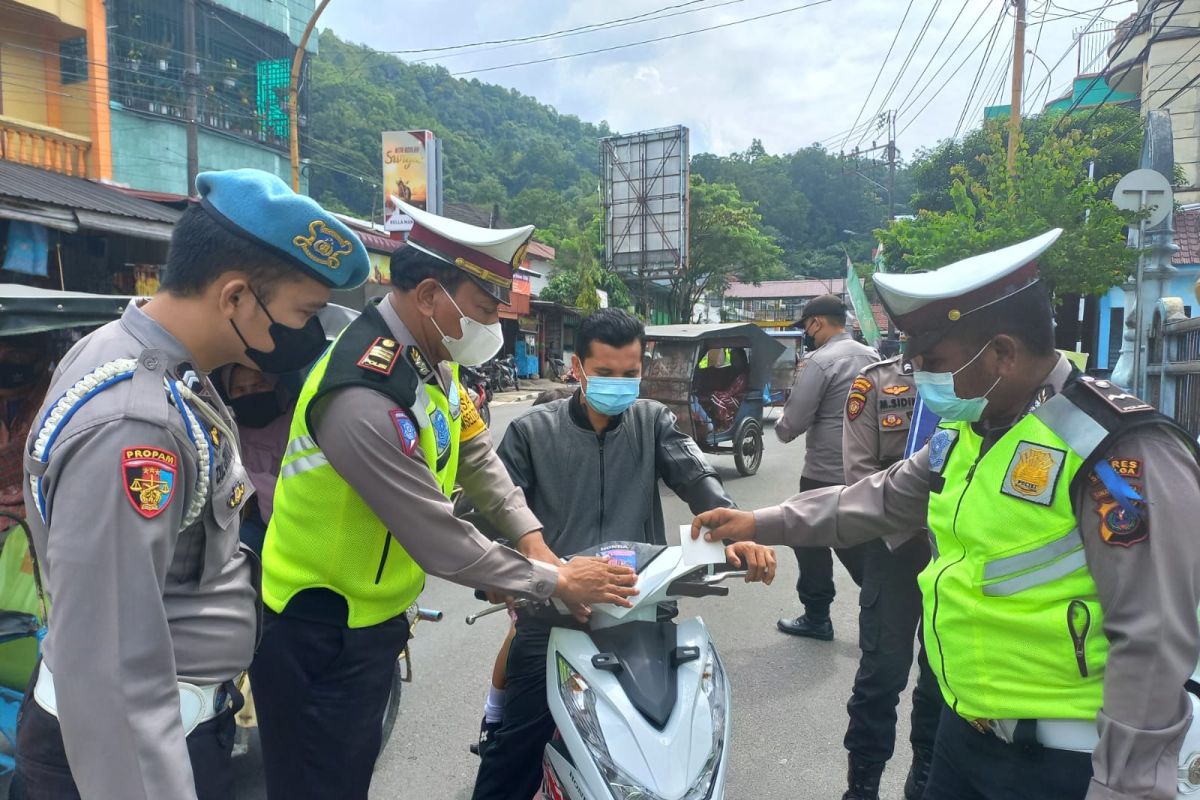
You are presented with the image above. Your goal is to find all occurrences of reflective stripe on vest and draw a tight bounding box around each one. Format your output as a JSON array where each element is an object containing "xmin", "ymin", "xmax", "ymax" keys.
[
  {"xmin": 921, "ymin": 395, "xmax": 1109, "ymax": 721},
  {"xmin": 262, "ymin": 345, "xmax": 462, "ymax": 629}
]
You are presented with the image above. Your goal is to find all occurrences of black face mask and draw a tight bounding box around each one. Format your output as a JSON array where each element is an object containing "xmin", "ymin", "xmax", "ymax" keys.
[
  {"xmin": 231, "ymin": 290, "xmax": 327, "ymax": 374},
  {"xmin": 229, "ymin": 391, "xmax": 283, "ymax": 429},
  {"xmin": 802, "ymin": 333, "xmax": 816, "ymax": 352},
  {"xmin": 0, "ymin": 361, "xmax": 39, "ymax": 390}
]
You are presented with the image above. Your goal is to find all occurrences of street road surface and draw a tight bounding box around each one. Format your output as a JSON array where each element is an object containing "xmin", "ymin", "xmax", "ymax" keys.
[{"xmin": 233, "ymin": 399, "xmax": 918, "ymax": 798}]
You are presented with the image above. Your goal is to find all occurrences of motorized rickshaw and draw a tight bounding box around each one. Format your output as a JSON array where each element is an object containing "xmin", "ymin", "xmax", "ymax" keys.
[{"xmin": 641, "ymin": 323, "xmax": 784, "ymax": 477}]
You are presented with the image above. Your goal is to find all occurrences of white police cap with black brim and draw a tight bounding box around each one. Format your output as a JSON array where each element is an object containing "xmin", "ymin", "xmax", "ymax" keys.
[
  {"xmin": 398, "ymin": 200, "xmax": 534, "ymax": 305},
  {"xmin": 875, "ymin": 228, "xmax": 1062, "ymax": 358}
]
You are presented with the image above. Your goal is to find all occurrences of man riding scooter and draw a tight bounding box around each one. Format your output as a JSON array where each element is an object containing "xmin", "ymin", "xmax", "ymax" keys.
[{"xmin": 471, "ymin": 308, "xmax": 777, "ymax": 800}]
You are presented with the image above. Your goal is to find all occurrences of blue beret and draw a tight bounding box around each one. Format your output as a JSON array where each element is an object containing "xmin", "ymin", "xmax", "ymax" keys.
[{"xmin": 195, "ymin": 169, "xmax": 369, "ymax": 289}]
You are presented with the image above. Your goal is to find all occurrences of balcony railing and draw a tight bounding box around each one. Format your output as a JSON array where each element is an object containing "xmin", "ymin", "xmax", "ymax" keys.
[{"xmin": 0, "ymin": 116, "xmax": 91, "ymax": 177}]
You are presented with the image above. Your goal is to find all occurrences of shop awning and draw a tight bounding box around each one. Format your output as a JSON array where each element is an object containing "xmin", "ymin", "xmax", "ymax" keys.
[
  {"xmin": 0, "ymin": 161, "xmax": 180, "ymax": 242},
  {"xmin": 0, "ymin": 284, "xmax": 135, "ymax": 335}
]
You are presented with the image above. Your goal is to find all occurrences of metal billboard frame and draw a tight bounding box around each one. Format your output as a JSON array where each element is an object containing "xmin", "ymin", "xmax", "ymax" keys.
[{"xmin": 601, "ymin": 125, "xmax": 690, "ymax": 283}]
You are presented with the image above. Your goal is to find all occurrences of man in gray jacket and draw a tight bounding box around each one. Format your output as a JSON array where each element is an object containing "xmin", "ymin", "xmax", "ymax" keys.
[
  {"xmin": 776, "ymin": 295, "xmax": 878, "ymax": 640},
  {"xmin": 471, "ymin": 308, "xmax": 776, "ymax": 800}
]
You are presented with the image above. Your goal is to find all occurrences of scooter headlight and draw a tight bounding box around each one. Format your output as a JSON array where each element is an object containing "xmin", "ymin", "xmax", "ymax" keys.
[{"xmin": 555, "ymin": 650, "xmax": 726, "ymax": 800}]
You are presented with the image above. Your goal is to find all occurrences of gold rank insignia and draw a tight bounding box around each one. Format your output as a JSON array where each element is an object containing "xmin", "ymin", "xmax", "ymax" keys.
[
  {"xmin": 358, "ymin": 337, "xmax": 399, "ymax": 376},
  {"xmin": 228, "ymin": 482, "xmax": 246, "ymax": 509},
  {"xmin": 209, "ymin": 426, "xmax": 221, "ymax": 448},
  {"xmin": 1002, "ymin": 441, "xmax": 1066, "ymax": 506},
  {"xmin": 406, "ymin": 346, "xmax": 433, "ymax": 380}
]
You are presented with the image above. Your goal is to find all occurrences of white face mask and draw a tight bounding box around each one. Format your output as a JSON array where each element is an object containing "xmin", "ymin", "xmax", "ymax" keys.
[{"xmin": 430, "ymin": 285, "xmax": 504, "ymax": 367}]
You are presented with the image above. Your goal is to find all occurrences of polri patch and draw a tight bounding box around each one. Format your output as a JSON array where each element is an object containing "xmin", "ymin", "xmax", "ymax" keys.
[
  {"xmin": 406, "ymin": 346, "xmax": 433, "ymax": 381},
  {"xmin": 846, "ymin": 391, "xmax": 867, "ymax": 421},
  {"xmin": 358, "ymin": 337, "xmax": 399, "ymax": 376},
  {"xmin": 881, "ymin": 413, "xmax": 904, "ymax": 428},
  {"xmin": 122, "ymin": 446, "xmax": 178, "ymax": 519},
  {"xmin": 390, "ymin": 409, "xmax": 419, "ymax": 456},
  {"xmin": 1096, "ymin": 497, "xmax": 1147, "ymax": 547},
  {"xmin": 882, "ymin": 384, "xmax": 911, "ymax": 396},
  {"xmin": 1106, "ymin": 457, "xmax": 1142, "ymax": 478},
  {"xmin": 1001, "ymin": 441, "xmax": 1066, "ymax": 506},
  {"xmin": 927, "ymin": 429, "xmax": 958, "ymax": 474}
]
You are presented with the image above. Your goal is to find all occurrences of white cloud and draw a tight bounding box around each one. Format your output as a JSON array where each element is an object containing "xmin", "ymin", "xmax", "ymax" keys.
[{"xmin": 322, "ymin": 0, "xmax": 1139, "ymax": 158}]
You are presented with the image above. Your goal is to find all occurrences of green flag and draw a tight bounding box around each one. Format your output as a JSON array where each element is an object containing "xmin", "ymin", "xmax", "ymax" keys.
[{"xmin": 846, "ymin": 254, "xmax": 881, "ymax": 344}]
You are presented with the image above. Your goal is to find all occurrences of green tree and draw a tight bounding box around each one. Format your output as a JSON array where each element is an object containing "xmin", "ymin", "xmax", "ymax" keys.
[
  {"xmin": 666, "ymin": 177, "xmax": 785, "ymax": 323},
  {"xmin": 909, "ymin": 106, "xmax": 1144, "ymax": 213},
  {"xmin": 877, "ymin": 125, "xmax": 1136, "ymax": 304}
]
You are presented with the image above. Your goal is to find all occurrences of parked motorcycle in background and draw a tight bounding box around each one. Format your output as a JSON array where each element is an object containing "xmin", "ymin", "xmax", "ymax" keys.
[
  {"xmin": 459, "ymin": 365, "xmax": 493, "ymax": 427},
  {"xmin": 482, "ymin": 355, "xmax": 520, "ymax": 393}
]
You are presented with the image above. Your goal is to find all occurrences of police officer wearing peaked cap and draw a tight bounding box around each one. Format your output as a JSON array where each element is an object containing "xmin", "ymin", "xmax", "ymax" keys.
[
  {"xmin": 695, "ymin": 229, "xmax": 1200, "ymax": 800},
  {"xmin": 251, "ymin": 200, "xmax": 639, "ymax": 800},
  {"xmin": 13, "ymin": 168, "xmax": 370, "ymax": 800}
]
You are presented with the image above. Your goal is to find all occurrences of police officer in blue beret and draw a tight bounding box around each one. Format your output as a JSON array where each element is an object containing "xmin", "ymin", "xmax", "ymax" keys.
[{"xmin": 12, "ymin": 168, "xmax": 369, "ymax": 800}]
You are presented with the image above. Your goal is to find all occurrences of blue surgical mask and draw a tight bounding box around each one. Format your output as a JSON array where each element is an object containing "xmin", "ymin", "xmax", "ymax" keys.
[
  {"xmin": 582, "ymin": 374, "xmax": 641, "ymax": 417},
  {"xmin": 913, "ymin": 341, "xmax": 1001, "ymax": 423}
]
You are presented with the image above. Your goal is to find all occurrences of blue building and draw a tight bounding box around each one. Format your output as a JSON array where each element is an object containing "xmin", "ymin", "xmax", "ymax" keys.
[{"xmin": 1095, "ymin": 208, "xmax": 1200, "ymax": 370}]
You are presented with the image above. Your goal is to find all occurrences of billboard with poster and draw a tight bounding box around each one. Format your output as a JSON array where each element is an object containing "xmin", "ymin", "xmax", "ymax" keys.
[{"xmin": 383, "ymin": 130, "xmax": 443, "ymax": 231}]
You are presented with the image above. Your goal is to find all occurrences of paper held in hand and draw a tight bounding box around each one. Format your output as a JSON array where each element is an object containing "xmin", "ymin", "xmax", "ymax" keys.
[{"xmin": 680, "ymin": 524, "xmax": 726, "ymax": 567}]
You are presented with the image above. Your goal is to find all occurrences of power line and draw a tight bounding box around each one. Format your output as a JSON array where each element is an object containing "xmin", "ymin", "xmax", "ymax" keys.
[
  {"xmin": 855, "ymin": 0, "xmax": 946, "ymax": 150},
  {"xmin": 896, "ymin": 0, "xmax": 996, "ymax": 121},
  {"xmin": 952, "ymin": 3, "xmax": 1009, "ymax": 139},
  {"xmin": 448, "ymin": 0, "xmax": 836, "ymax": 77},
  {"xmin": 840, "ymin": 0, "xmax": 916, "ymax": 153},
  {"xmin": 414, "ymin": 0, "xmax": 757, "ymax": 63},
  {"xmin": 1022, "ymin": 0, "xmax": 1118, "ymax": 112},
  {"xmin": 1059, "ymin": 0, "xmax": 1185, "ymax": 127},
  {"xmin": 892, "ymin": 1, "xmax": 976, "ymax": 118},
  {"xmin": 389, "ymin": 0, "xmax": 720, "ymax": 55},
  {"xmin": 898, "ymin": 2, "xmax": 1009, "ymax": 137}
]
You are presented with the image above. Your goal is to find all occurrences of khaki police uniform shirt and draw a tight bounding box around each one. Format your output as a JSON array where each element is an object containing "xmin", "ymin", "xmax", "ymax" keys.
[
  {"xmin": 310, "ymin": 295, "xmax": 559, "ymax": 599},
  {"xmin": 755, "ymin": 355, "xmax": 1200, "ymax": 800},
  {"xmin": 777, "ymin": 331, "xmax": 879, "ymax": 484},
  {"xmin": 22, "ymin": 302, "xmax": 257, "ymax": 800},
  {"xmin": 842, "ymin": 355, "xmax": 920, "ymax": 551}
]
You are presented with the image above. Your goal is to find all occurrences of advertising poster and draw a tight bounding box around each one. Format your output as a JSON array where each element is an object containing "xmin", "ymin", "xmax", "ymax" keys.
[{"xmin": 383, "ymin": 130, "xmax": 441, "ymax": 231}]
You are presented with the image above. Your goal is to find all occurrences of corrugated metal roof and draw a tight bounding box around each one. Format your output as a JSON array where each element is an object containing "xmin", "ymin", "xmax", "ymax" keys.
[
  {"xmin": 724, "ymin": 278, "xmax": 847, "ymax": 299},
  {"xmin": 528, "ymin": 240, "xmax": 555, "ymax": 260},
  {"xmin": 0, "ymin": 162, "xmax": 180, "ymax": 224},
  {"xmin": 1174, "ymin": 209, "xmax": 1200, "ymax": 267}
]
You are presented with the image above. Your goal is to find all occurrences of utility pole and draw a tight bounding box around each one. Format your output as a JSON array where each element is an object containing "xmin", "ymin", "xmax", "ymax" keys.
[
  {"xmin": 291, "ymin": 0, "xmax": 333, "ymax": 191},
  {"xmin": 886, "ymin": 109, "xmax": 897, "ymax": 222},
  {"xmin": 1007, "ymin": 0, "xmax": 1026, "ymax": 175},
  {"xmin": 183, "ymin": 0, "xmax": 199, "ymax": 193}
]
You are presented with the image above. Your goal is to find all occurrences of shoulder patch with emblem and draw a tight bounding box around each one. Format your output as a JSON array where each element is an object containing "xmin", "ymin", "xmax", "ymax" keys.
[
  {"xmin": 846, "ymin": 391, "xmax": 867, "ymax": 421},
  {"xmin": 406, "ymin": 346, "xmax": 433, "ymax": 381},
  {"xmin": 358, "ymin": 337, "xmax": 399, "ymax": 376},
  {"xmin": 1001, "ymin": 441, "xmax": 1066, "ymax": 506},
  {"xmin": 852, "ymin": 376, "xmax": 873, "ymax": 394},
  {"xmin": 1095, "ymin": 496, "xmax": 1148, "ymax": 547},
  {"xmin": 927, "ymin": 428, "xmax": 959, "ymax": 474},
  {"xmin": 122, "ymin": 446, "xmax": 179, "ymax": 519},
  {"xmin": 390, "ymin": 409, "xmax": 419, "ymax": 456},
  {"xmin": 1077, "ymin": 376, "xmax": 1153, "ymax": 414},
  {"xmin": 882, "ymin": 384, "xmax": 911, "ymax": 396}
]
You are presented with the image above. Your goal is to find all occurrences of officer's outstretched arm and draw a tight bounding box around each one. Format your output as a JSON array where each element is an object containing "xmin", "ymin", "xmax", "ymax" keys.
[
  {"xmin": 39, "ymin": 419, "xmax": 200, "ymax": 800},
  {"xmin": 316, "ymin": 387, "xmax": 559, "ymax": 600}
]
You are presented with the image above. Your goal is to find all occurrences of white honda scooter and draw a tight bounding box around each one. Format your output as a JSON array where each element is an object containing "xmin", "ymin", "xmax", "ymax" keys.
[{"xmin": 468, "ymin": 535, "xmax": 740, "ymax": 800}]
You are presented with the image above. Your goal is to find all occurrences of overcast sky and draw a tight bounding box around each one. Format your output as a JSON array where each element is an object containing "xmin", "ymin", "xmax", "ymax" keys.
[{"xmin": 321, "ymin": 0, "xmax": 1138, "ymax": 161}]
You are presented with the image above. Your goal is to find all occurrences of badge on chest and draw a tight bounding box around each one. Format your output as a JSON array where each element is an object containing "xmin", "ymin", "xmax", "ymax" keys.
[{"xmin": 1001, "ymin": 441, "xmax": 1067, "ymax": 506}]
